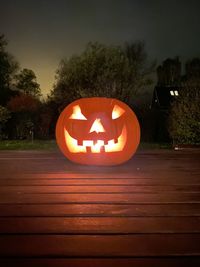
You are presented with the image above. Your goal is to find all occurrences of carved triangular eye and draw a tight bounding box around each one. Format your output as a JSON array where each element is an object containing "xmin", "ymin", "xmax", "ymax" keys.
[
  {"xmin": 69, "ymin": 105, "xmax": 87, "ymax": 120},
  {"xmin": 112, "ymin": 105, "xmax": 125, "ymax": 119}
]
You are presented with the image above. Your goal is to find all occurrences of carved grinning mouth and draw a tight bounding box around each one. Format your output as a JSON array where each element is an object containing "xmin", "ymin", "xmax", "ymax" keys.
[{"xmin": 64, "ymin": 126, "xmax": 127, "ymax": 153}]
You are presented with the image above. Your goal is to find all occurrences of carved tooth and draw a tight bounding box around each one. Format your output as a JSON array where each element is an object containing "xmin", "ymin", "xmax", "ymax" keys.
[
  {"xmin": 104, "ymin": 140, "xmax": 108, "ymax": 145},
  {"xmin": 87, "ymin": 146, "xmax": 92, "ymax": 153},
  {"xmin": 101, "ymin": 146, "xmax": 105, "ymax": 152},
  {"xmin": 108, "ymin": 139, "xmax": 115, "ymax": 146},
  {"xmin": 97, "ymin": 140, "xmax": 104, "ymax": 146},
  {"xmin": 114, "ymin": 138, "xmax": 118, "ymax": 144},
  {"xmin": 83, "ymin": 140, "xmax": 93, "ymax": 147},
  {"xmin": 77, "ymin": 139, "xmax": 82, "ymax": 146}
]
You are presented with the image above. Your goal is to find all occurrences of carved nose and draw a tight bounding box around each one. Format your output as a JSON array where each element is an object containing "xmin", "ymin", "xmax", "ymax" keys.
[{"xmin": 89, "ymin": 118, "xmax": 105, "ymax": 133}]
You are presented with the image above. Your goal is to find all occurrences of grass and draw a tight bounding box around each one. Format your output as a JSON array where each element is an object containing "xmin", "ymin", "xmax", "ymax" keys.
[
  {"xmin": 138, "ymin": 142, "xmax": 172, "ymax": 150},
  {"xmin": 0, "ymin": 140, "xmax": 58, "ymax": 150},
  {"xmin": 0, "ymin": 139, "xmax": 172, "ymax": 150}
]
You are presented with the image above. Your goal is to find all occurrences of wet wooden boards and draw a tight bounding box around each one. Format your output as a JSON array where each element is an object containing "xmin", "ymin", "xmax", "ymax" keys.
[{"xmin": 0, "ymin": 150, "xmax": 200, "ymax": 266}]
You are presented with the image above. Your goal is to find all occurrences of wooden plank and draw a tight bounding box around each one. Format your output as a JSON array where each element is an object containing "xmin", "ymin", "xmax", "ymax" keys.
[
  {"xmin": 0, "ymin": 203, "xmax": 200, "ymax": 217},
  {"xmin": 0, "ymin": 173, "xmax": 150, "ymax": 179},
  {"xmin": 0, "ymin": 163, "xmax": 198, "ymax": 173},
  {"xmin": 0, "ymin": 185, "xmax": 200, "ymax": 193},
  {"xmin": 1, "ymin": 258, "xmax": 200, "ymax": 267},
  {"xmin": 0, "ymin": 217, "xmax": 200, "ymax": 234},
  {"xmin": 1, "ymin": 178, "xmax": 200, "ymax": 186},
  {"xmin": 0, "ymin": 234, "xmax": 200, "ymax": 257},
  {"xmin": 0, "ymin": 193, "xmax": 200, "ymax": 204},
  {"xmin": 0, "ymin": 171, "xmax": 199, "ymax": 179}
]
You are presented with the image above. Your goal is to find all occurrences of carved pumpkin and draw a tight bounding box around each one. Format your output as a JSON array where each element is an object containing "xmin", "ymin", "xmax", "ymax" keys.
[{"xmin": 56, "ymin": 97, "xmax": 140, "ymax": 165}]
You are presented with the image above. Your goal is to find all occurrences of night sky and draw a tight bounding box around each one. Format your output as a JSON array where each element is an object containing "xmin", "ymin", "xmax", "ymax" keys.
[{"xmin": 1, "ymin": 0, "xmax": 200, "ymax": 96}]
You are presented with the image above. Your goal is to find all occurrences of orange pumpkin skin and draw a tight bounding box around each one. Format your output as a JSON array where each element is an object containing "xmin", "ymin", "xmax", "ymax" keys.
[{"xmin": 56, "ymin": 97, "xmax": 140, "ymax": 166}]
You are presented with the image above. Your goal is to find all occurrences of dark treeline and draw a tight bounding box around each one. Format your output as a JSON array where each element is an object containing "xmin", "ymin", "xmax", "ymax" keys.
[
  {"xmin": 0, "ymin": 34, "xmax": 199, "ymax": 144},
  {"xmin": 153, "ymin": 57, "xmax": 200, "ymax": 144}
]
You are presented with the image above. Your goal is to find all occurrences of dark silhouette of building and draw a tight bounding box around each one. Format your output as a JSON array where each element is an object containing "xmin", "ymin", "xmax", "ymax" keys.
[
  {"xmin": 152, "ymin": 86, "xmax": 181, "ymax": 110},
  {"xmin": 151, "ymin": 57, "xmax": 183, "ymax": 142}
]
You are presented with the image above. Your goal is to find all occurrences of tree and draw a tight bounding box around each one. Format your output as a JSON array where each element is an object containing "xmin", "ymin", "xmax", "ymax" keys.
[
  {"xmin": 168, "ymin": 86, "xmax": 200, "ymax": 144},
  {"xmin": 14, "ymin": 68, "xmax": 41, "ymax": 98},
  {"xmin": 7, "ymin": 94, "xmax": 40, "ymax": 139},
  {"xmin": 0, "ymin": 105, "xmax": 10, "ymax": 123},
  {"xmin": 0, "ymin": 105, "xmax": 11, "ymax": 139},
  {"xmin": 51, "ymin": 42, "xmax": 155, "ymax": 110},
  {"xmin": 7, "ymin": 94, "xmax": 39, "ymax": 112},
  {"xmin": 185, "ymin": 58, "xmax": 200, "ymax": 79},
  {"xmin": 157, "ymin": 57, "xmax": 181, "ymax": 86},
  {"xmin": 0, "ymin": 34, "xmax": 19, "ymax": 105},
  {"xmin": 169, "ymin": 58, "xmax": 200, "ymax": 144},
  {"xmin": 36, "ymin": 103, "xmax": 54, "ymax": 139}
]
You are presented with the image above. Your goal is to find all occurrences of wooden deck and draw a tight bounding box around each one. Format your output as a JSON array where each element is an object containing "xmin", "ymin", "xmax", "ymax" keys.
[{"xmin": 0, "ymin": 149, "xmax": 200, "ymax": 266}]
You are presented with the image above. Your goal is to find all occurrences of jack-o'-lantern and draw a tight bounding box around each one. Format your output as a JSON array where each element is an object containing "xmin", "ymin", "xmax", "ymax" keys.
[{"xmin": 56, "ymin": 97, "xmax": 140, "ymax": 165}]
